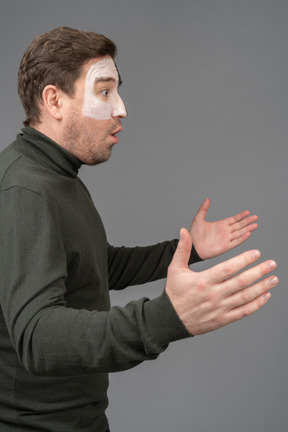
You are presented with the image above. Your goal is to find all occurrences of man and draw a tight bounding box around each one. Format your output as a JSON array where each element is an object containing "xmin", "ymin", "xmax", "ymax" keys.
[{"xmin": 0, "ymin": 27, "xmax": 278, "ymax": 431}]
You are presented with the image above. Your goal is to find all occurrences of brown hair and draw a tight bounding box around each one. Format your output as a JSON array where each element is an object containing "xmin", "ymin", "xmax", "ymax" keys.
[{"xmin": 18, "ymin": 26, "xmax": 117, "ymax": 126}]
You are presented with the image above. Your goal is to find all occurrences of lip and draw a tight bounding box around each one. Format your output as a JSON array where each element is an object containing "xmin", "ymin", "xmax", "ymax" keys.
[
  {"xmin": 110, "ymin": 126, "xmax": 122, "ymax": 143},
  {"xmin": 110, "ymin": 134, "xmax": 119, "ymax": 144},
  {"xmin": 111, "ymin": 126, "xmax": 122, "ymax": 135}
]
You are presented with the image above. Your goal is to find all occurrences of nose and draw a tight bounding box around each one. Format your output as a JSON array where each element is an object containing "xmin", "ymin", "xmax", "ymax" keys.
[{"xmin": 112, "ymin": 94, "xmax": 127, "ymax": 119}]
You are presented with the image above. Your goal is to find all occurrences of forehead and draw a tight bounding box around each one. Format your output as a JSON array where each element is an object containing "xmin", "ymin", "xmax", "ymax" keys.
[{"xmin": 82, "ymin": 56, "xmax": 120, "ymax": 82}]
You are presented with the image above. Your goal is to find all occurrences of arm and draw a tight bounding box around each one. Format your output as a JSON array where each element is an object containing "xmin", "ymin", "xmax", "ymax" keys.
[
  {"xmin": 108, "ymin": 242, "xmax": 202, "ymax": 290},
  {"xmin": 166, "ymin": 228, "xmax": 279, "ymax": 335},
  {"xmin": 0, "ymin": 187, "xmax": 189, "ymax": 376},
  {"xmin": 0, "ymin": 188, "xmax": 276, "ymax": 377},
  {"xmin": 190, "ymin": 198, "xmax": 259, "ymax": 260}
]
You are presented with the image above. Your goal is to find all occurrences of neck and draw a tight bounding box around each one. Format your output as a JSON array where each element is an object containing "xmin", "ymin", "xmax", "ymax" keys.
[{"xmin": 32, "ymin": 122, "xmax": 62, "ymax": 147}]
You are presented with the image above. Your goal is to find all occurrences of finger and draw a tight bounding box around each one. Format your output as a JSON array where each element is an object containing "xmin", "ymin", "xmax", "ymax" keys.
[
  {"xmin": 195, "ymin": 197, "xmax": 210, "ymax": 220},
  {"xmin": 230, "ymin": 210, "xmax": 251, "ymax": 224},
  {"xmin": 229, "ymin": 232, "xmax": 252, "ymax": 249},
  {"xmin": 231, "ymin": 222, "xmax": 258, "ymax": 241},
  {"xmin": 231, "ymin": 214, "xmax": 259, "ymax": 231},
  {"xmin": 226, "ymin": 274, "xmax": 279, "ymax": 309},
  {"xmin": 224, "ymin": 290, "xmax": 273, "ymax": 325},
  {"xmin": 206, "ymin": 249, "xmax": 262, "ymax": 284},
  {"xmin": 171, "ymin": 228, "xmax": 192, "ymax": 270},
  {"xmin": 223, "ymin": 259, "xmax": 278, "ymax": 297}
]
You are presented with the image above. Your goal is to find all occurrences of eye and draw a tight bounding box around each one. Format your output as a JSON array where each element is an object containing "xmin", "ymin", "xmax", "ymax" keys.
[{"xmin": 100, "ymin": 89, "xmax": 109, "ymax": 97}]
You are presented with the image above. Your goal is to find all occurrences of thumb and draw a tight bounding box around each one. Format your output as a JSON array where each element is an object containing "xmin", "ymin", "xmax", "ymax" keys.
[
  {"xmin": 195, "ymin": 197, "xmax": 210, "ymax": 220},
  {"xmin": 171, "ymin": 228, "xmax": 192, "ymax": 269}
]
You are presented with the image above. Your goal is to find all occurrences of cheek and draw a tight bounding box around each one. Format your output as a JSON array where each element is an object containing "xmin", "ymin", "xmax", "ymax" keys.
[
  {"xmin": 82, "ymin": 95, "xmax": 112, "ymax": 120},
  {"xmin": 83, "ymin": 117, "xmax": 111, "ymax": 138}
]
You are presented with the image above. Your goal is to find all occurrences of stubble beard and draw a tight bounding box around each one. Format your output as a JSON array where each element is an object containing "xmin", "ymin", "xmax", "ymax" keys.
[{"xmin": 62, "ymin": 114, "xmax": 114, "ymax": 166}]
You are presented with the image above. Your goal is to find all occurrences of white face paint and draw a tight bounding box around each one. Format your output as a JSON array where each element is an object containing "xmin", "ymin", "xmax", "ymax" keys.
[{"xmin": 82, "ymin": 57, "xmax": 127, "ymax": 120}]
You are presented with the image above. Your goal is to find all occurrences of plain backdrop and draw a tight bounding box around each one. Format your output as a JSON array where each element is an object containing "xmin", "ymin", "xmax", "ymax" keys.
[{"xmin": 0, "ymin": 1, "xmax": 287, "ymax": 431}]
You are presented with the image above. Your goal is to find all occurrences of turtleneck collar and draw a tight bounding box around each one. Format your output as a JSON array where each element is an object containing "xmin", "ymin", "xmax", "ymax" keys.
[{"xmin": 12, "ymin": 127, "xmax": 82, "ymax": 178}]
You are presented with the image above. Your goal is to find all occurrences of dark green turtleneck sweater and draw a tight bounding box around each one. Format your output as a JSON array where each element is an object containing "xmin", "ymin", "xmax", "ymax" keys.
[{"xmin": 0, "ymin": 127, "xmax": 201, "ymax": 431}]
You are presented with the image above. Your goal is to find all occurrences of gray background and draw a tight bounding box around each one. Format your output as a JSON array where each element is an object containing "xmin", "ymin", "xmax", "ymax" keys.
[{"xmin": 0, "ymin": 0, "xmax": 287, "ymax": 431}]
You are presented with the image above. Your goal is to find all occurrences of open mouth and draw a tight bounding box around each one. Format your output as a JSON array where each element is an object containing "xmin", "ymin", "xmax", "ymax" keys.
[{"xmin": 111, "ymin": 126, "xmax": 122, "ymax": 136}]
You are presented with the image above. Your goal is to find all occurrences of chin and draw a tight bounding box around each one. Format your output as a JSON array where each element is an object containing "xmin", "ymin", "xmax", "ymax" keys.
[{"xmin": 86, "ymin": 151, "xmax": 113, "ymax": 166}]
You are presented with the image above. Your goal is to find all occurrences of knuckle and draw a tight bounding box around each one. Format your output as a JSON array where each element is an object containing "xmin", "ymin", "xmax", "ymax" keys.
[
  {"xmin": 194, "ymin": 276, "xmax": 209, "ymax": 293},
  {"xmin": 226, "ymin": 263, "xmax": 234, "ymax": 274},
  {"xmin": 196, "ymin": 280, "xmax": 206, "ymax": 291},
  {"xmin": 214, "ymin": 314, "xmax": 225, "ymax": 327},
  {"xmin": 236, "ymin": 273, "xmax": 248, "ymax": 287},
  {"xmin": 214, "ymin": 310, "xmax": 231, "ymax": 328},
  {"xmin": 240, "ymin": 306, "xmax": 251, "ymax": 318},
  {"xmin": 222, "ymin": 262, "xmax": 234, "ymax": 277},
  {"xmin": 203, "ymin": 291, "xmax": 217, "ymax": 305},
  {"xmin": 196, "ymin": 280, "xmax": 219, "ymax": 304},
  {"xmin": 239, "ymin": 290, "xmax": 250, "ymax": 304}
]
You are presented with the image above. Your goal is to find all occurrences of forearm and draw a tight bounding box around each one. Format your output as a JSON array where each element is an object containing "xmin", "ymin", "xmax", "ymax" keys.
[
  {"xmin": 108, "ymin": 240, "xmax": 202, "ymax": 290},
  {"xmin": 9, "ymin": 291, "xmax": 189, "ymax": 376},
  {"xmin": 0, "ymin": 188, "xmax": 194, "ymax": 377}
]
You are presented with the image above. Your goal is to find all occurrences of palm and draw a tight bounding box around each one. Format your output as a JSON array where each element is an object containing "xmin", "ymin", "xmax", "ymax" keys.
[{"xmin": 190, "ymin": 198, "xmax": 258, "ymax": 260}]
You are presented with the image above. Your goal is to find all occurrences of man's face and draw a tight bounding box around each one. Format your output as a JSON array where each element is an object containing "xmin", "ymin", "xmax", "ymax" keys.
[{"xmin": 61, "ymin": 56, "xmax": 127, "ymax": 165}]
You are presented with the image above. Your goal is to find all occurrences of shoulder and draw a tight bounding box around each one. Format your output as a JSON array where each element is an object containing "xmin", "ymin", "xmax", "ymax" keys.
[
  {"xmin": 0, "ymin": 144, "xmax": 53, "ymax": 196},
  {"xmin": 0, "ymin": 144, "xmax": 22, "ymax": 185}
]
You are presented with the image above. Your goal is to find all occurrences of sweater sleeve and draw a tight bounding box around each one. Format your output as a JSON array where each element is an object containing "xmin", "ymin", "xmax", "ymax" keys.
[
  {"xmin": 0, "ymin": 187, "xmax": 190, "ymax": 377},
  {"xmin": 108, "ymin": 241, "xmax": 202, "ymax": 290}
]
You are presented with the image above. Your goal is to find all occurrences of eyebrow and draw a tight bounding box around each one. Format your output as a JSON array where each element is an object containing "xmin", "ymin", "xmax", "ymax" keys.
[{"xmin": 94, "ymin": 76, "xmax": 123, "ymax": 88}]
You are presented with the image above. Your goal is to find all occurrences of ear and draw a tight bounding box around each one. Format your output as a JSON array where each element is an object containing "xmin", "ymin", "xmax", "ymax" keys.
[{"xmin": 41, "ymin": 85, "xmax": 64, "ymax": 120}]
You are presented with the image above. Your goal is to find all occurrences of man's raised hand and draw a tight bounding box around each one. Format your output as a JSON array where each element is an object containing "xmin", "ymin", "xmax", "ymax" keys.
[
  {"xmin": 166, "ymin": 228, "xmax": 278, "ymax": 335},
  {"xmin": 190, "ymin": 198, "xmax": 259, "ymax": 260}
]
